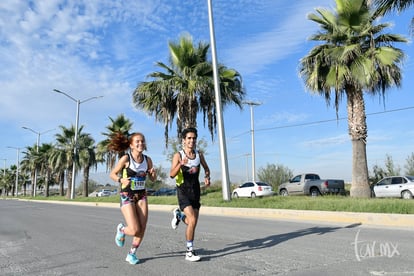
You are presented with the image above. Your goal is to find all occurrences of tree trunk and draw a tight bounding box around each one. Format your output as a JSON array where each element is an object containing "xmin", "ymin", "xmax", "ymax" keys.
[
  {"xmin": 178, "ymin": 96, "xmax": 198, "ymax": 132},
  {"xmin": 31, "ymin": 170, "xmax": 35, "ymax": 197},
  {"xmin": 66, "ymin": 166, "xmax": 73, "ymax": 199},
  {"xmin": 83, "ymin": 165, "xmax": 89, "ymax": 197},
  {"xmin": 347, "ymin": 89, "xmax": 371, "ymax": 198},
  {"xmin": 45, "ymin": 169, "xmax": 50, "ymax": 197},
  {"xmin": 350, "ymin": 139, "xmax": 371, "ymax": 197},
  {"xmin": 59, "ymin": 171, "xmax": 64, "ymax": 196}
]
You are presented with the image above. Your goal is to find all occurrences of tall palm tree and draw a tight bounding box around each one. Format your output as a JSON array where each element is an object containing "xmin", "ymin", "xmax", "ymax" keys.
[
  {"xmin": 370, "ymin": 0, "xmax": 413, "ymax": 14},
  {"xmin": 20, "ymin": 145, "xmax": 37, "ymax": 196},
  {"xmin": 8, "ymin": 165, "xmax": 18, "ymax": 196},
  {"xmin": 56, "ymin": 170, "xmax": 65, "ymax": 196},
  {"xmin": 78, "ymin": 134, "xmax": 98, "ymax": 197},
  {"xmin": 133, "ymin": 33, "xmax": 244, "ymax": 146},
  {"xmin": 370, "ymin": 0, "xmax": 414, "ymax": 31},
  {"xmin": 47, "ymin": 144, "xmax": 66, "ymax": 196},
  {"xmin": 96, "ymin": 114, "xmax": 133, "ymax": 171},
  {"xmin": 0, "ymin": 167, "xmax": 13, "ymax": 196},
  {"xmin": 299, "ymin": 0, "xmax": 406, "ymax": 197},
  {"xmin": 0, "ymin": 167, "xmax": 7, "ymax": 195},
  {"xmin": 50, "ymin": 125, "xmax": 87, "ymax": 198},
  {"xmin": 37, "ymin": 143, "xmax": 54, "ymax": 197}
]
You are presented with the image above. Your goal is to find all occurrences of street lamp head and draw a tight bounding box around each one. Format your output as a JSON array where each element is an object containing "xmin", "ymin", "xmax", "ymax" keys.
[
  {"xmin": 243, "ymin": 100, "xmax": 262, "ymax": 106},
  {"xmin": 22, "ymin": 126, "xmax": 55, "ymax": 135},
  {"xmin": 22, "ymin": 126, "xmax": 36, "ymax": 134},
  {"xmin": 53, "ymin": 89, "xmax": 104, "ymax": 103},
  {"xmin": 82, "ymin": 95, "xmax": 104, "ymax": 103},
  {"xmin": 53, "ymin": 89, "xmax": 77, "ymax": 102}
]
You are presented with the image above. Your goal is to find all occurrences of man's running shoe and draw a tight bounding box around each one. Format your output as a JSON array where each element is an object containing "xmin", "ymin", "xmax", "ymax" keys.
[
  {"xmin": 171, "ymin": 208, "xmax": 181, "ymax": 230},
  {"xmin": 185, "ymin": 250, "xmax": 201, "ymax": 262},
  {"xmin": 125, "ymin": 253, "xmax": 139, "ymax": 265},
  {"xmin": 115, "ymin": 223, "xmax": 125, "ymax": 247}
]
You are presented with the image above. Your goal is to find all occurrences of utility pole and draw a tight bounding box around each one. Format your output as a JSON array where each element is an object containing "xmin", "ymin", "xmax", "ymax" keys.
[{"xmin": 243, "ymin": 101, "xmax": 261, "ymax": 182}]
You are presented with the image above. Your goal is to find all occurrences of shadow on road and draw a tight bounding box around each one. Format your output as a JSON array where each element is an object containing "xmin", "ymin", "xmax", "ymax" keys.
[{"xmin": 200, "ymin": 223, "xmax": 361, "ymax": 260}]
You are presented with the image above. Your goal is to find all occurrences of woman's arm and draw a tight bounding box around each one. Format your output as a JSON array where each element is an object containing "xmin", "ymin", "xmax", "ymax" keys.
[{"xmin": 110, "ymin": 155, "xmax": 128, "ymax": 185}]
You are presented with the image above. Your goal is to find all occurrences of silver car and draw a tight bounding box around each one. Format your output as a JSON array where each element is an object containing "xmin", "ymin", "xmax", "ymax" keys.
[
  {"xmin": 372, "ymin": 176, "xmax": 414, "ymax": 199},
  {"xmin": 232, "ymin": 181, "xmax": 274, "ymax": 198}
]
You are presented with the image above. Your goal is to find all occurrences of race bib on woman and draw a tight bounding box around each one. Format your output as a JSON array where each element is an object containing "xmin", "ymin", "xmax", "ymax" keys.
[{"xmin": 131, "ymin": 171, "xmax": 146, "ymax": 190}]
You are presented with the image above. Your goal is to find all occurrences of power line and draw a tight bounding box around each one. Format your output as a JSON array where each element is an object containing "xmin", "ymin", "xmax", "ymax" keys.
[{"xmin": 230, "ymin": 106, "xmax": 414, "ymax": 139}]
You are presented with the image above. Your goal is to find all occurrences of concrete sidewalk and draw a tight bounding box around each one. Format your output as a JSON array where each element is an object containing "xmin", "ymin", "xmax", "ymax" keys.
[{"xmin": 23, "ymin": 199, "xmax": 414, "ymax": 230}]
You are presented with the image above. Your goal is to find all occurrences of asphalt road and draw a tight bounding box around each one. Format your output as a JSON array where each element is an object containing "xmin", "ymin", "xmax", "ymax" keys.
[{"xmin": 1, "ymin": 199, "xmax": 413, "ymax": 276}]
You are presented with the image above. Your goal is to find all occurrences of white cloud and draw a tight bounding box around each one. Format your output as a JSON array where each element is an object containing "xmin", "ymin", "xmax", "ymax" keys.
[
  {"xmin": 257, "ymin": 111, "xmax": 309, "ymax": 127},
  {"xmin": 222, "ymin": 1, "xmax": 333, "ymax": 75},
  {"xmin": 301, "ymin": 134, "xmax": 350, "ymax": 148}
]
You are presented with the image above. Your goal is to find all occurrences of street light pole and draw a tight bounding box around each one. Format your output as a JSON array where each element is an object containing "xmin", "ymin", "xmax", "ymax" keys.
[
  {"xmin": 22, "ymin": 127, "xmax": 54, "ymax": 197},
  {"xmin": 53, "ymin": 89, "xmax": 103, "ymax": 199},
  {"xmin": 207, "ymin": 0, "xmax": 231, "ymax": 201},
  {"xmin": 243, "ymin": 101, "xmax": 261, "ymax": 182},
  {"xmin": 7, "ymin": 147, "xmax": 21, "ymax": 197}
]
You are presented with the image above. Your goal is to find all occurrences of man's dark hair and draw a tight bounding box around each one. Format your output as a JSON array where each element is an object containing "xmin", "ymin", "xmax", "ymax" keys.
[{"xmin": 181, "ymin": 127, "xmax": 198, "ymax": 139}]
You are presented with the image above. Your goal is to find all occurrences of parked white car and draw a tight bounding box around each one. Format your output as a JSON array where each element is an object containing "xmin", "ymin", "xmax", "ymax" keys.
[
  {"xmin": 372, "ymin": 176, "xmax": 414, "ymax": 199},
  {"xmin": 96, "ymin": 189, "xmax": 111, "ymax": 197},
  {"xmin": 232, "ymin": 181, "xmax": 274, "ymax": 198}
]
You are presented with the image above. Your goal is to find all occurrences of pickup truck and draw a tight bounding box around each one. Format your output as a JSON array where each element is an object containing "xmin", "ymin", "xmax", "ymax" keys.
[{"xmin": 278, "ymin": 173, "xmax": 345, "ymax": 196}]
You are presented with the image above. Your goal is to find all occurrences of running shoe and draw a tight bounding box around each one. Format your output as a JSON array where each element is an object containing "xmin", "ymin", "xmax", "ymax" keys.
[
  {"xmin": 125, "ymin": 253, "xmax": 139, "ymax": 265},
  {"xmin": 171, "ymin": 208, "xmax": 181, "ymax": 230},
  {"xmin": 185, "ymin": 250, "xmax": 201, "ymax": 262},
  {"xmin": 115, "ymin": 223, "xmax": 125, "ymax": 247}
]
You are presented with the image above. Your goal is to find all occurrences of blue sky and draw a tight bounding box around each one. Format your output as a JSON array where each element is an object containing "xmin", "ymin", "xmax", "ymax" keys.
[{"xmin": 0, "ymin": 0, "xmax": 413, "ymax": 187}]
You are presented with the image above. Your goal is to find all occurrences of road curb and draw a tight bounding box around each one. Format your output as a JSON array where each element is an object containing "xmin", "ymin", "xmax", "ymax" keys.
[
  {"xmin": 13, "ymin": 199, "xmax": 414, "ymax": 230},
  {"xmin": 198, "ymin": 206, "xmax": 414, "ymax": 230},
  {"xmin": 147, "ymin": 205, "xmax": 414, "ymax": 230}
]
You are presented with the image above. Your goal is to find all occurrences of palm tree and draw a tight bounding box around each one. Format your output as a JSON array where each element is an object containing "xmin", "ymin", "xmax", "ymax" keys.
[
  {"xmin": 49, "ymin": 126, "xmax": 75, "ymax": 198},
  {"xmin": 50, "ymin": 125, "xmax": 88, "ymax": 198},
  {"xmin": 370, "ymin": 0, "xmax": 413, "ymax": 14},
  {"xmin": 370, "ymin": 0, "xmax": 414, "ymax": 32},
  {"xmin": 37, "ymin": 143, "xmax": 54, "ymax": 197},
  {"xmin": 96, "ymin": 114, "xmax": 133, "ymax": 171},
  {"xmin": 0, "ymin": 167, "xmax": 13, "ymax": 196},
  {"xmin": 56, "ymin": 170, "xmax": 65, "ymax": 196},
  {"xmin": 5, "ymin": 169, "xmax": 14, "ymax": 196},
  {"xmin": 20, "ymin": 145, "xmax": 37, "ymax": 196},
  {"xmin": 8, "ymin": 165, "xmax": 18, "ymax": 196},
  {"xmin": 0, "ymin": 167, "xmax": 6, "ymax": 195},
  {"xmin": 133, "ymin": 33, "xmax": 244, "ymax": 146},
  {"xmin": 299, "ymin": 0, "xmax": 407, "ymax": 197},
  {"xmin": 78, "ymin": 134, "xmax": 98, "ymax": 197}
]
